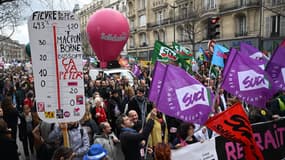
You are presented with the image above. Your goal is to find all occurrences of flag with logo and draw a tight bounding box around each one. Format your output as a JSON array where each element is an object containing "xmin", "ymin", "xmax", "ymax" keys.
[
  {"xmin": 221, "ymin": 48, "xmax": 274, "ymax": 108},
  {"xmin": 156, "ymin": 64, "xmax": 214, "ymax": 125},
  {"xmin": 152, "ymin": 40, "xmax": 179, "ymax": 63},
  {"xmin": 172, "ymin": 42, "xmax": 193, "ymax": 57},
  {"xmin": 266, "ymin": 39, "xmax": 285, "ymax": 91},
  {"xmin": 172, "ymin": 42, "xmax": 197, "ymax": 72},
  {"xmin": 205, "ymin": 102, "xmax": 264, "ymax": 160},
  {"xmin": 240, "ymin": 42, "xmax": 269, "ymax": 66},
  {"xmin": 148, "ymin": 62, "xmax": 167, "ymax": 104},
  {"xmin": 132, "ymin": 64, "xmax": 141, "ymax": 77},
  {"xmin": 211, "ymin": 44, "xmax": 229, "ymax": 68}
]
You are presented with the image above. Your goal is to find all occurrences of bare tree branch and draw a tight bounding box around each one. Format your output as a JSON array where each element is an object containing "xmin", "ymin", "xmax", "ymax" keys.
[
  {"xmin": 0, "ymin": 0, "xmax": 15, "ymax": 5},
  {"xmin": 0, "ymin": 0, "xmax": 31, "ymax": 41}
]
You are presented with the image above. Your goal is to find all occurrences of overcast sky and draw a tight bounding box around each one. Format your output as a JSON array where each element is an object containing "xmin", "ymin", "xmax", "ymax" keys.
[{"xmin": 8, "ymin": 0, "xmax": 92, "ymax": 44}]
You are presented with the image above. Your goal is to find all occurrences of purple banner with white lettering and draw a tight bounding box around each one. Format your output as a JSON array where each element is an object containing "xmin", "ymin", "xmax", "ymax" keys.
[
  {"xmin": 266, "ymin": 41, "xmax": 285, "ymax": 91},
  {"xmin": 148, "ymin": 62, "xmax": 166, "ymax": 104},
  {"xmin": 222, "ymin": 48, "xmax": 274, "ymax": 108},
  {"xmin": 157, "ymin": 64, "xmax": 213, "ymax": 125},
  {"xmin": 240, "ymin": 42, "xmax": 269, "ymax": 65}
]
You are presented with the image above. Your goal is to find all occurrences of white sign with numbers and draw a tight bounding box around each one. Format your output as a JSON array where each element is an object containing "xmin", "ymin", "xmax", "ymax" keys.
[{"xmin": 28, "ymin": 11, "xmax": 85, "ymax": 123}]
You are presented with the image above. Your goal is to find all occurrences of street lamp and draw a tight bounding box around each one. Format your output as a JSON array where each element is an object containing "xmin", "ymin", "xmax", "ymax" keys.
[{"xmin": 167, "ymin": 3, "xmax": 178, "ymax": 42}]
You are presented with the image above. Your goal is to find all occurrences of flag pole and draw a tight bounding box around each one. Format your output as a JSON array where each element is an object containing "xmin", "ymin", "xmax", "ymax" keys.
[
  {"xmin": 208, "ymin": 64, "xmax": 213, "ymax": 85},
  {"xmin": 62, "ymin": 126, "xmax": 70, "ymax": 147}
]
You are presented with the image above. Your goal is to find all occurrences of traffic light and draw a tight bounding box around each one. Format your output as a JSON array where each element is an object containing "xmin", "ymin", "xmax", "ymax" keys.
[{"xmin": 208, "ymin": 17, "xmax": 220, "ymax": 39}]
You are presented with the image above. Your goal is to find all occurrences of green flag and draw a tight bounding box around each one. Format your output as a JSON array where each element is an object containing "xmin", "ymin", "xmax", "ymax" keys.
[
  {"xmin": 172, "ymin": 42, "xmax": 198, "ymax": 71},
  {"xmin": 172, "ymin": 42, "xmax": 193, "ymax": 56},
  {"xmin": 152, "ymin": 40, "xmax": 179, "ymax": 63}
]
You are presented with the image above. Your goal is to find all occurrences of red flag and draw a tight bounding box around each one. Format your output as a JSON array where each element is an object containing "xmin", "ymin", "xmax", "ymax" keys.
[{"xmin": 205, "ymin": 103, "xmax": 264, "ymax": 160}]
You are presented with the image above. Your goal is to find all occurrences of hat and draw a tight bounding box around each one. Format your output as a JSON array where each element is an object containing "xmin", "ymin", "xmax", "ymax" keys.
[{"xmin": 83, "ymin": 144, "xmax": 107, "ymax": 160}]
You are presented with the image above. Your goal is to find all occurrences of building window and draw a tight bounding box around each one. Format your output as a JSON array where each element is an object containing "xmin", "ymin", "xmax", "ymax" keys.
[
  {"xmin": 128, "ymin": 2, "xmax": 134, "ymax": 15},
  {"xmin": 130, "ymin": 37, "xmax": 135, "ymax": 48},
  {"xmin": 154, "ymin": 31, "xmax": 160, "ymax": 41},
  {"xmin": 159, "ymin": 30, "xmax": 165, "ymax": 42},
  {"xmin": 179, "ymin": 4, "xmax": 188, "ymax": 18},
  {"xmin": 139, "ymin": 15, "xmax": 146, "ymax": 27},
  {"xmin": 178, "ymin": 27, "xmax": 184, "ymax": 42},
  {"xmin": 130, "ymin": 20, "xmax": 135, "ymax": 31},
  {"xmin": 139, "ymin": 32, "xmax": 147, "ymax": 46},
  {"xmin": 236, "ymin": 15, "xmax": 247, "ymax": 36},
  {"xmin": 272, "ymin": 0, "xmax": 282, "ymax": 5},
  {"xmin": 139, "ymin": 0, "xmax": 145, "ymax": 10},
  {"xmin": 156, "ymin": 11, "xmax": 163, "ymax": 25},
  {"xmin": 271, "ymin": 15, "xmax": 280, "ymax": 36},
  {"xmin": 204, "ymin": 0, "xmax": 216, "ymax": 10},
  {"xmin": 238, "ymin": 0, "xmax": 246, "ymax": 7}
]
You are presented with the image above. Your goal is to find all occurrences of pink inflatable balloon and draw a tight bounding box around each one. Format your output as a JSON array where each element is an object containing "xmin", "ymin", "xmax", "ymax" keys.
[{"xmin": 86, "ymin": 8, "xmax": 130, "ymax": 68}]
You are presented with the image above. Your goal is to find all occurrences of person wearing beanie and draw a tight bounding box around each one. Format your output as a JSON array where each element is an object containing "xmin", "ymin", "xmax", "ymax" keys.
[{"xmin": 83, "ymin": 143, "xmax": 108, "ymax": 160}]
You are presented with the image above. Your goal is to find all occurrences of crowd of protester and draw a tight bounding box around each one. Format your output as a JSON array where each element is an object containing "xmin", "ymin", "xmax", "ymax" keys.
[{"xmin": 0, "ymin": 61, "xmax": 284, "ymax": 160}]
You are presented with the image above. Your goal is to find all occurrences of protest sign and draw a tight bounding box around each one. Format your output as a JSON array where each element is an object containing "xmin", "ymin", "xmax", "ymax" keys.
[{"xmin": 28, "ymin": 11, "xmax": 85, "ymax": 123}]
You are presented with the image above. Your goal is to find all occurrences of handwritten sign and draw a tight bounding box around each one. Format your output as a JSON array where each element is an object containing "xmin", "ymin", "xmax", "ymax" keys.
[{"xmin": 28, "ymin": 11, "xmax": 85, "ymax": 123}]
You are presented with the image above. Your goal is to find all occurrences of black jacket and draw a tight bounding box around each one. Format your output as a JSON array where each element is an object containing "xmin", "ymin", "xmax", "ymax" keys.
[
  {"xmin": 127, "ymin": 96, "xmax": 152, "ymax": 121},
  {"xmin": 120, "ymin": 119, "xmax": 154, "ymax": 160},
  {"xmin": 0, "ymin": 136, "xmax": 19, "ymax": 160}
]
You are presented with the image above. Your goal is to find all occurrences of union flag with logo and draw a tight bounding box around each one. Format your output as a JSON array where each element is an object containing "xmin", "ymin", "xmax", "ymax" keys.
[
  {"xmin": 156, "ymin": 64, "xmax": 214, "ymax": 125},
  {"xmin": 221, "ymin": 48, "xmax": 275, "ymax": 108}
]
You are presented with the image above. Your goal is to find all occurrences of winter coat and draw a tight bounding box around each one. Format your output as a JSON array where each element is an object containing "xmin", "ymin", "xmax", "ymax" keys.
[
  {"xmin": 0, "ymin": 135, "xmax": 19, "ymax": 160},
  {"xmin": 18, "ymin": 112, "xmax": 37, "ymax": 141},
  {"xmin": 48, "ymin": 124, "xmax": 90, "ymax": 160},
  {"xmin": 92, "ymin": 106, "xmax": 107, "ymax": 124},
  {"xmin": 127, "ymin": 96, "xmax": 152, "ymax": 123},
  {"xmin": 120, "ymin": 119, "xmax": 154, "ymax": 160},
  {"xmin": 93, "ymin": 133, "xmax": 124, "ymax": 160},
  {"xmin": 147, "ymin": 114, "xmax": 168, "ymax": 148}
]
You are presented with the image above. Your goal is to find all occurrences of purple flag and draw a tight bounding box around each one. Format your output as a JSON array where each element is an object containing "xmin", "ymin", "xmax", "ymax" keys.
[
  {"xmin": 132, "ymin": 64, "xmax": 141, "ymax": 77},
  {"xmin": 222, "ymin": 48, "xmax": 275, "ymax": 108},
  {"xmin": 240, "ymin": 42, "xmax": 269, "ymax": 65},
  {"xmin": 222, "ymin": 48, "xmax": 237, "ymax": 78},
  {"xmin": 266, "ymin": 40, "xmax": 285, "ymax": 91},
  {"xmin": 148, "ymin": 62, "xmax": 166, "ymax": 104},
  {"xmin": 156, "ymin": 64, "xmax": 214, "ymax": 125}
]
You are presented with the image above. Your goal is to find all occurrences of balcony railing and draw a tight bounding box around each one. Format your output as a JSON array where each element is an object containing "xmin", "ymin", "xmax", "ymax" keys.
[
  {"xmin": 235, "ymin": 31, "xmax": 248, "ymax": 37},
  {"xmin": 147, "ymin": 18, "xmax": 170, "ymax": 28},
  {"xmin": 152, "ymin": 0, "xmax": 167, "ymax": 10},
  {"xmin": 147, "ymin": 12, "xmax": 196, "ymax": 28},
  {"xmin": 271, "ymin": 0, "xmax": 285, "ymax": 6},
  {"xmin": 219, "ymin": 0, "xmax": 260, "ymax": 12},
  {"xmin": 140, "ymin": 42, "xmax": 148, "ymax": 47}
]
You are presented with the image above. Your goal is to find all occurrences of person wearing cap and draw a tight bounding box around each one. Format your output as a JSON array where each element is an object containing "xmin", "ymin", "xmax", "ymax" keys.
[{"xmin": 83, "ymin": 143, "xmax": 108, "ymax": 160}]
